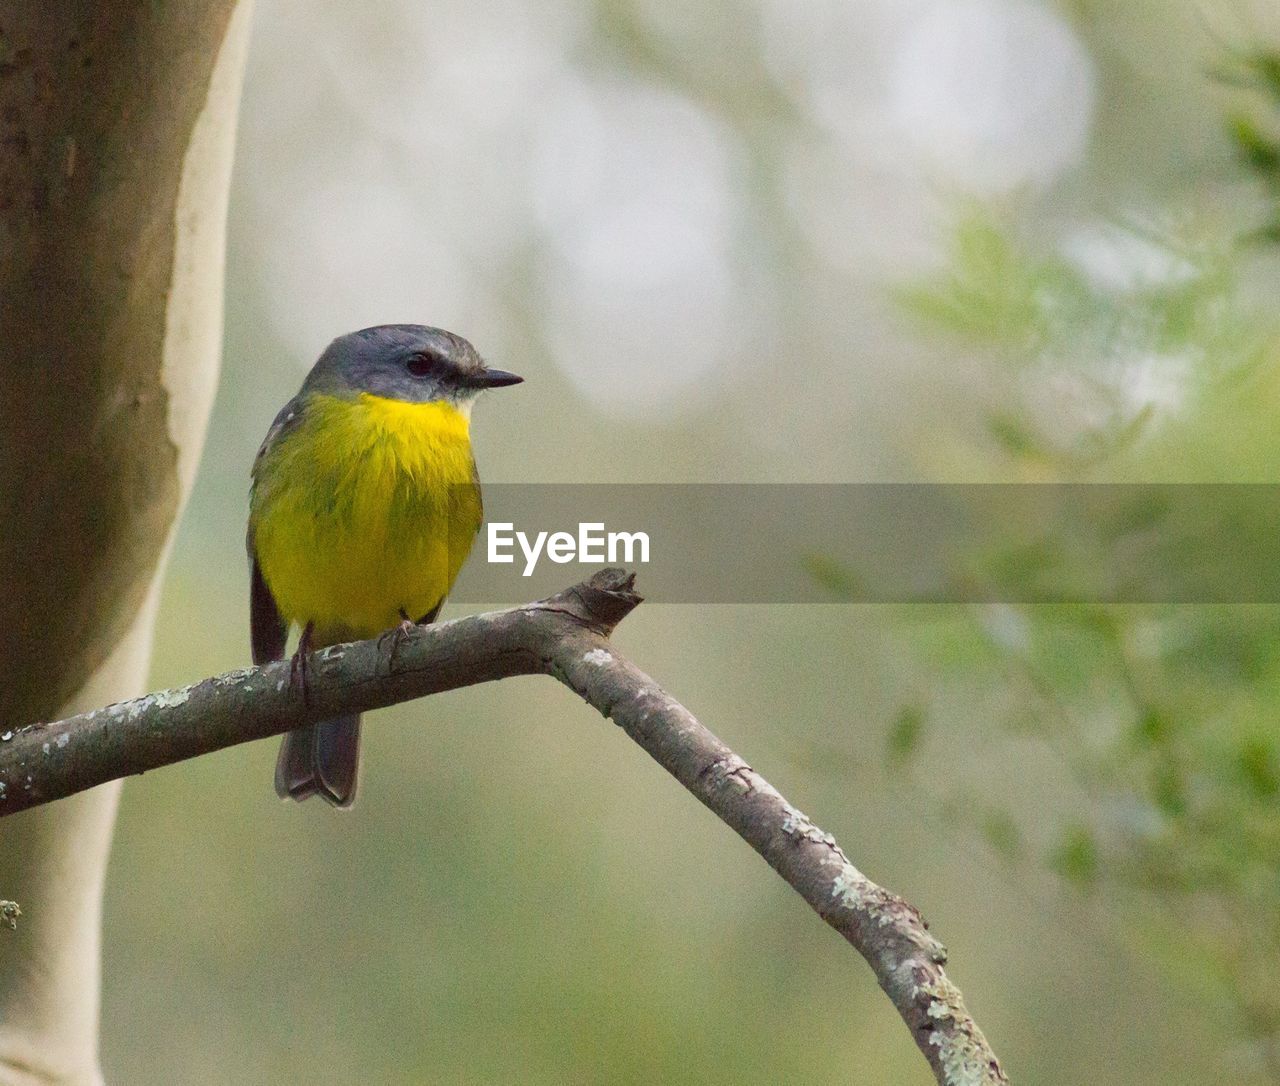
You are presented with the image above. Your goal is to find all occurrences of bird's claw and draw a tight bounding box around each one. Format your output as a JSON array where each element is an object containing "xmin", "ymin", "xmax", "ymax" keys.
[
  {"xmin": 289, "ymin": 621, "xmax": 315, "ymax": 707},
  {"xmin": 378, "ymin": 609, "xmax": 417, "ymax": 672}
]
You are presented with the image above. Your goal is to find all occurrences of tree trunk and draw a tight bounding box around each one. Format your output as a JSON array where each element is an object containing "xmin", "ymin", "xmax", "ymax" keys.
[{"xmin": 0, "ymin": 2, "xmax": 252, "ymax": 1080}]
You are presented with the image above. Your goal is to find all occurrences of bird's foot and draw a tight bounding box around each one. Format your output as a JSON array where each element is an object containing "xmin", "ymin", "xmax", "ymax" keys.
[
  {"xmin": 378, "ymin": 609, "xmax": 417, "ymax": 672},
  {"xmin": 289, "ymin": 621, "xmax": 316, "ymax": 707}
]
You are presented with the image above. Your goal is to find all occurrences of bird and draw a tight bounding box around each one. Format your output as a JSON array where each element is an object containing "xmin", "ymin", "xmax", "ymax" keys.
[{"xmin": 247, "ymin": 324, "xmax": 522, "ymax": 807}]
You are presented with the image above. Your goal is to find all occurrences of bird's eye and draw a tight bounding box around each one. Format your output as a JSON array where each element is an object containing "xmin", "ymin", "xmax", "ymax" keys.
[{"xmin": 405, "ymin": 353, "xmax": 436, "ymax": 378}]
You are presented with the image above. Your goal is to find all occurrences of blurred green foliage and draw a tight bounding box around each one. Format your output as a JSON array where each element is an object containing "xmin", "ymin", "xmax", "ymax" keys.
[
  {"xmin": 1217, "ymin": 48, "xmax": 1280, "ymax": 240},
  {"xmin": 897, "ymin": 206, "xmax": 1269, "ymax": 470},
  {"xmin": 871, "ymin": 48, "xmax": 1280, "ymax": 1077}
]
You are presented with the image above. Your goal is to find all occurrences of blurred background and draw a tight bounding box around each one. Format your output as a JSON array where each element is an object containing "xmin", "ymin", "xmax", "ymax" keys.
[{"xmin": 103, "ymin": 0, "xmax": 1280, "ymax": 1082}]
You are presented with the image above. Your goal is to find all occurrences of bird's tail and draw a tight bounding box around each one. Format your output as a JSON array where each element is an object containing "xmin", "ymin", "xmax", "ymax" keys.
[{"xmin": 274, "ymin": 714, "xmax": 361, "ymax": 808}]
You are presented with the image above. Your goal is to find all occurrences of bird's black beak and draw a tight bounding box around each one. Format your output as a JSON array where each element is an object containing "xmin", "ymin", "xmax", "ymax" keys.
[{"xmin": 470, "ymin": 368, "xmax": 523, "ymax": 389}]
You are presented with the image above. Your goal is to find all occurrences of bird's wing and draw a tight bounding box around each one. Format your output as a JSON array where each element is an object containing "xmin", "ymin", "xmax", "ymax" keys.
[
  {"xmin": 249, "ymin": 396, "xmax": 306, "ymax": 486},
  {"xmin": 247, "ymin": 396, "xmax": 306, "ymax": 665},
  {"xmin": 249, "ymin": 552, "xmax": 287, "ymax": 665}
]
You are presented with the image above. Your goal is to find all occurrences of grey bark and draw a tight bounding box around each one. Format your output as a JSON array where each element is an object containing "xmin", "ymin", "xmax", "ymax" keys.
[{"xmin": 0, "ymin": 3, "xmax": 252, "ymax": 1082}]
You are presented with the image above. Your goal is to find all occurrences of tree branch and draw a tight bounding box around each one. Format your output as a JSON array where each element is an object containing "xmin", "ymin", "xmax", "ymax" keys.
[{"xmin": 0, "ymin": 569, "xmax": 1005, "ymax": 1085}]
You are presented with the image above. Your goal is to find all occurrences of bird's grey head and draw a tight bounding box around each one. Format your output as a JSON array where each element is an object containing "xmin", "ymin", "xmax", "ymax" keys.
[{"xmin": 302, "ymin": 324, "xmax": 522, "ymax": 407}]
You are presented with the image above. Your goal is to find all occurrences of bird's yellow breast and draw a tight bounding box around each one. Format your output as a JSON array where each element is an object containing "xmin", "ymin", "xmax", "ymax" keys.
[{"xmin": 250, "ymin": 392, "xmax": 482, "ymax": 643}]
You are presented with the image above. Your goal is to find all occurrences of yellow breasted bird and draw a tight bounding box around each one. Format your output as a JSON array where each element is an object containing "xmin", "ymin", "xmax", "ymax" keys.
[{"xmin": 248, "ymin": 325, "xmax": 522, "ymax": 807}]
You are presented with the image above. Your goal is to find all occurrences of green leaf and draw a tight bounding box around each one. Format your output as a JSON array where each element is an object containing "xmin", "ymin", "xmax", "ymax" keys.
[
  {"xmin": 800, "ymin": 554, "xmax": 867, "ymax": 600},
  {"xmin": 1152, "ymin": 762, "xmax": 1187, "ymax": 817},
  {"xmin": 986, "ymin": 413, "xmax": 1047, "ymax": 460},
  {"xmin": 1227, "ymin": 114, "xmax": 1280, "ymax": 177},
  {"xmin": 1238, "ymin": 738, "xmax": 1279, "ymax": 799},
  {"xmin": 1243, "ymin": 50, "xmax": 1280, "ymax": 102},
  {"xmin": 981, "ymin": 810, "xmax": 1023, "ymax": 864},
  {"xmin": 1134, "ymin": 709, "xmax": 1173, "ymax": 747},
  {"xmin": 887, "ymin": 706, "xmax": 924, "ymax": 766},
  {"xmin": 1050, "ymin": 825, "xmax": 1099, "ymax": 887}
]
